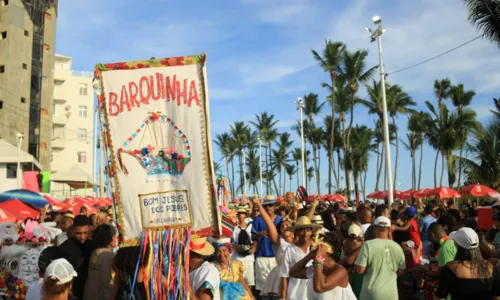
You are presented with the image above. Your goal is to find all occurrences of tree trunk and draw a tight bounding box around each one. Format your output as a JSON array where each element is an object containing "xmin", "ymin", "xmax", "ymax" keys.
[
  {"xmin": 318, "ymin": 148, "xmax": 322, "ymax": 194},
  {"xmin": 440, "ymin": 152, "xmax": 445, "ymax": 187},
  {"xmin": 313, "ymin": 145, "xmax": 320, "ymax": 194},
  {"xmin": 354, "ymin": 172, "xmax": 360, "ymax": 207},
  {"xmin": 329, "ymin": 72, "xmax": 337, "ymax": 195},
  {"xmin": 332, "ymin": 152, "xmax": 339, "ymax": 191},
  {"xmin": 418, "ymin": 136, "xmax": 424, "ymax": 189},
  {"xmin": 327, "ymin": 151, "xmax": 332, "ymax": 194},
  {"xmin": 376, "ymin": 144, "xmax": 384, "ymax": 191},
  {"xmin": 289, "ymin": 175, "xmax": 292, "ymax": 192},
  {"xmin": 225, "ymin": 158, "xmax": 231, "ymax": 198},
  {"xmin": 296, "ymin": 161, "xmax": 300, "ymax": 188},
  {"xmin": 267, "ymin": 143, "xmax": 272, "ymax": 194},
  {"xmin": 231, "ymin": 159, "xmax": 236, "ymax": 196},
  {"xmin": 363, "ymin": 169, "xmax": 368, "ymax": 201},
  {"xmin": 392, "ymin": 117, "xmax": 399, "ymax": 190},
  {"xmin": 433, "ymin": 150, "xmax": 439, "ymax": 188},
  {"xmin": 272, "ymin": 175, "xmax": 279, "ymax": 196},
  {"xmin": 411, "ymin": 152, "xmax": 416, "ymax": 190},
  {"xmin": 457, "ymin": 142, "xmax": 464, "ymax": 188},
  {"xmin": 337, "ymin": 150, "xmax": 342, "ymax": 189},
  {"xmin": 283, "ymin": 167, "xmax": 286, "ymax": 196}
]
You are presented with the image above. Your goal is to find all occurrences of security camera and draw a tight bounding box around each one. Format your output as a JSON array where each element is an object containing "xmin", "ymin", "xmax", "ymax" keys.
[{"xmin": 16, "ymin": 133, "xmax": 24, "ymax": 139}]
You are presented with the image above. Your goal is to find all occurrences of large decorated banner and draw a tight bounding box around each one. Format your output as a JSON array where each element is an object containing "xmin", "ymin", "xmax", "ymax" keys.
[{"xmin": 94, "ymin": 54, "xmax": 220, "ymax": 244}]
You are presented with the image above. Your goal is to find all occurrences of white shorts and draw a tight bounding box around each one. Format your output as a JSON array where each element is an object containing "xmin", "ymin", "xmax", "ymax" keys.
[
  {"xmin": 236, "ymin": 259, "xmax": 255, "ymax": 286},
  {"xmin": 255, "ymin": 257, "xmax": 277, "ymax": 290}
]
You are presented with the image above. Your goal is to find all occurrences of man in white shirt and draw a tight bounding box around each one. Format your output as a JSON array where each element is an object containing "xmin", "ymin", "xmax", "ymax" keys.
[
  {"xmin": 189, "ymin": 235, "xmax": 220, "ymax": 300},
  {"xmin": 280, "ymin": 216, "xmax": 321, "ymax": 300}
]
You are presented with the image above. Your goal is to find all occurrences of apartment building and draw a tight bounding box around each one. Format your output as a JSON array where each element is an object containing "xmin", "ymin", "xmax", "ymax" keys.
[
  {"xmin": 0, "ymin": 0, "xmax": 58, "ymax": 171},
  {"xmin": 51, "ymin": 54, "xmax": 94, "ymax": 195}
]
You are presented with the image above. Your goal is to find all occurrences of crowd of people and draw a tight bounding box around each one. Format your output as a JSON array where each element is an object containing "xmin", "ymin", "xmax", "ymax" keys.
[
  {"xmin": 2, "ymin": 193, "xmax": 500, "ymax": 299},
  {"xmin": 187, "ymin": 194, "xmax": 500, "ymax": 300}
]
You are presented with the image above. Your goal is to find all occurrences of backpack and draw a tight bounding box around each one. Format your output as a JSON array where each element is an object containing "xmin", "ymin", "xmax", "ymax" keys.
[{"xmin": 236, "ymin": 224, "xmax": 253, "ymax": 256}]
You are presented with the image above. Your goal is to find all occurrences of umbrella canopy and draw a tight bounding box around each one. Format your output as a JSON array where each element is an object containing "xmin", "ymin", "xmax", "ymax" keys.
[
  {"xmin": 367, "ymin": 190, "xmax": 401, "ymax": 200},
  {"xmin": 366, "ymin": 191, "xmax": 383, "ymax": 199},
  {"xmin": 65, "ymin": 201, "xmax": 99, "ymax": 215},
  {"xmin": 459, "ymin": 184, "xmax": 499, "ymax": 197},
  {"xmin": 43, "ymin": 195, "xmax": 67, "ymax": 211},
  {"xmin": 0, "ymin": 208, "xmax": 17, "ymax": 223},
  {"xmin": 427, "ymin": 186, "xmax": 461, "ymax": 199},
  {"xmin": 0, "ymin": 199, "xmax": 39, "ymax": 220},
  {"xmin": 0, "ymin": 189, "xmax": 49, "ymax": 208},
  {"xmin": 399, "ymin": 189, "xmax": 414, "ymax": 200},
  {"xmin": 51, "ymin": 164, "xmax": 94, "ymax": 189},
  {"xmin": 413, "ymin": 188, "xmax": 433, "ymax": 199},
  {"xmin": 329, "ymin": 194, "xmax": 348, "ymax": 202}
]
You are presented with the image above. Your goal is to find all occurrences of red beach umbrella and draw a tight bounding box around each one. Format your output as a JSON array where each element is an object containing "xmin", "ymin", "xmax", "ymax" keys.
[
  {"xmin": 427, "ymin": 186, "xmax": 461, "ymax": 199},
  {"xmin": 459, "ymin": 184, "xmax": 498, "ymax": 197}
]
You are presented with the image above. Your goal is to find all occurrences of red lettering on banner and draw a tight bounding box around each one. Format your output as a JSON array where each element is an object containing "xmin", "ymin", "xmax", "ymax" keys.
[
  {"xmin": 139, "ymin": 76, "xmax": 150, "ymax": 105},
  {"xmin": 165, "ymin": 75, "xmax": 177, "ymax": 102},
  {"xmin": 150, "ymin": 74, "xmax": 164, "ymax": 101},
  {"xmin": 188, "ymin": 80, "xmax": 200, "ymax": 107},
  {"xmin": 108, "ymin": 92, "xmax": 119, "ymax": 116},
  {"xmin": 176, "ymin": 79, "xmax": 187, "ymax": 106},
  {"xmin": 128, "ymin": 82, "xmax": 140, "ymax": 108},
  {"xmin": 120, "ymin": 86, "xmax": 131, "ymax": 112}
]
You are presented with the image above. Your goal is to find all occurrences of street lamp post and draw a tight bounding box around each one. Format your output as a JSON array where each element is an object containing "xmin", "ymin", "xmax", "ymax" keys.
[
  {"xmin": 258, "ymin": 138, "xmax": 263, "ymax": 196},
  {"xmin": 16, "ymin": 133, "xmax": 24, "ymax": 189},
  {"xmin": 242, "ymin": 148, "xmax": 247, "ymax": 195},
  {"xmin": 295, "ymin": 98, "xmax": 306, "ymax": 189},
  {"xmin": 366, "ymin": 16, "xmax": 394, "ymax": 206}
]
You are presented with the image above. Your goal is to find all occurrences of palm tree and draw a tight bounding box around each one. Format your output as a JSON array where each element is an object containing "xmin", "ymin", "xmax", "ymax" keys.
[
  {"xmin": 308, "ymin": 125, "xmax": 325, "ymax": 194},
  {"xmin": 349, "ymin": 125, "xmax": 373, "ymax": 205},
  {"xmin": 401, "ymin": 133, "xmax": 421, "ymax": 190},
  {"xmin": 274, "ymin": 133, "xmax": 293, "ymax": 195},
  {"xmin": 408, "ymin": 111, "xmax": 432, "ymax": 189},
  {"xmin": 449, "ymin": 84, "xmax": 476, "ymax": 187},
  {"xmin": 307, "ymin": 167, "xmax": 315, "ymax": 192},
  {"xmin": 286, "ymin": 164, "xmax": 297, "ymax": 192},
  {"xmin": 245, "ymin": 148, "xmax": 261, "ymax": 194},
  {"xmin": 464, "ymin": 0, "xmax": 500, "ymax": 46},
  {"xmin": 303, "ymin": 93, "xmax": 325, "ymax": 122},
  {"xmin": 425, "ymin": 102, "xmax": 477, "ymax": 187},
  {"xmin": 339, "ymin": 50, "xmax": 377, "ymax": 197},
  {"xmin": 312, "ymin": 40, "xmax": 346, "ymax": 194},
  {"xmin": 387, "ymin": 84, "xmax": 416, "ymax": 190},
  {"xmin": 434, "ymin": 78, "xmax": 452, "ymax": 109},
  {"xmin": 291, "ymin": 148, "xmax": 303, "ymax": 188},
  {"xmin": 214, "ymin": 161, "xmax": 222, "ymax": 176},
  {"xmin": 460, "ymin": 103, "xmax": 500, "ymax": 189},
  {"xmin": 214, "ymin": 132, "xmax": 237, "ymax": 196},
  {"xmin": 491, "ymin": 98, "xmax": 500, "ymax": 117},
  {"xmin": 250, "ymin": 112, "xmax": 279, "ymax": 194},
  {"xmin": 230, "ymin": 121, "xmax": 254, "ymax": 193},
  {"xmin": 323, "ymin": 115, "xmax": 340, "ymax": 190}
]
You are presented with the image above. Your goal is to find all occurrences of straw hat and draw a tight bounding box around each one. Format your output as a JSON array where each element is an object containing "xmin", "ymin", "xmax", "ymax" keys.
[
  {"xmin": 287, "ymin": 216, "xmax": 322, "ymax": 232},
  {"xmin": 189, "ymin": 235, "xmax": 215, "ymax": 256},
  {"xmin": 236, "ymin": 205, "xmax": 249, "ymax": 214},
  {"xmin": 262, "ymin": 195, "xmax": 277, "ymax": 206}
]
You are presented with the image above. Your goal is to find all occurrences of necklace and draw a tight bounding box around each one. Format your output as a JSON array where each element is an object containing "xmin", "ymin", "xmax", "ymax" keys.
[{"xmin": 214, "ymin": 259, "xmax": 234, "ymax": 282}]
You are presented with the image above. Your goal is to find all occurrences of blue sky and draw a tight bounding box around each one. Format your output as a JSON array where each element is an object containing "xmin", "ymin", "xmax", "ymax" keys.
[{"xmin": 56, "ymin": 0, "xmax": 499, "ymax": 196}]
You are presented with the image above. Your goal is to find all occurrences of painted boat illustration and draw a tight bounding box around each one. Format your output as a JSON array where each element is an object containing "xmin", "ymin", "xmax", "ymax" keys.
[{"xmin": 116, "ymin": 112, "xmax": 191, "ymax": 176}]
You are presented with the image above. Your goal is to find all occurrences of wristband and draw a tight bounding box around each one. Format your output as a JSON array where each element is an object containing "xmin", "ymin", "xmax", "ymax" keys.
[{"xmin": 314, "ymin": 255, "xmax": 325, "ymax": 262}]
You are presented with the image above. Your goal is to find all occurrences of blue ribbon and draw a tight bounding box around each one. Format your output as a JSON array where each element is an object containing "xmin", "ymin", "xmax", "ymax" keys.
[{"xmin": 220, "ymin": 281, "xmax": 246, "ymax": 300}]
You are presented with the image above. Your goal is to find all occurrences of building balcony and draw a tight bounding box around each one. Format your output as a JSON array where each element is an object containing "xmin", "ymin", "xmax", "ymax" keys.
[
  {"xmin": 52, "ymin": 115, "xmax": 67, "ymax": 125},
  {"xmin": 53, "ymin": 69, "xmax": 71, "ymax": 82},
  {"xmin": 52, "ymin": 138, "xmax": 65, "ymax": 149}
]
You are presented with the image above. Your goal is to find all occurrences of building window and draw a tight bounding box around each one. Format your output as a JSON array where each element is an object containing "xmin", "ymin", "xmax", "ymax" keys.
[
  {"xmin": 6, "ymin": 164, "xmax": 16, "ymax": 179},
  {"xmin": 78, "ymin": 105, "xmax": 87, "ymax": 118},
  {"xmin": 44, "ymin": 12, "xmax": 51, "ymax": 20},
  {"xmin": 24, "ymin": 30, "xmax": 29, "ymax": 37},
  {"xmin": 77, "ymin": 152, "xmax": 87, "ymax": 163},
  {"xmin": 0, "ymin": 65, "xmax": 4, "ymax": 73},
  {"xmin": 79, "ymin": 83, "xmax": 88, "ymax": 96},
  {"xmin": 21, "ymin": 97, "xmax": 26, "ymax": 103},
  {"xmin": 22, "ymin": 63, "xmax": 27, "ymax": 69},
  {"xmin": 0, "ymin": 31, "xmax": 6, "ymax": 39},
  {"xmin": 43, "ymin": 44, "xmax": 50, "ymax": 50},
  {"xmin": 0, "ymin": 100, "xmax": 3, "ymax": 109},
  {"xmin": 77, "ymin": 128, "xmax": 87, "ymax": 141}
]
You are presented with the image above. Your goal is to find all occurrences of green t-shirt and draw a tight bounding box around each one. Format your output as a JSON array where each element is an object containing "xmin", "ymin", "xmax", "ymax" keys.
[
  {"xmin": 438, "ymin": 239, "xmax": 457, "ymax": 267},
  {"xmin": 355, "ymin": 238, "xmax": 406, "ymax": 300}
]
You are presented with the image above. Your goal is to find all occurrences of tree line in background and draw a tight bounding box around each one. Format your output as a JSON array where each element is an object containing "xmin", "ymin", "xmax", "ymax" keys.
[
  {"xmin": 214, "ymin": 1, "xmax": 500, "ymax": 199},
  {"xmin": 214, "ymin": 41, "xmax": 500, "ymax": 200}
]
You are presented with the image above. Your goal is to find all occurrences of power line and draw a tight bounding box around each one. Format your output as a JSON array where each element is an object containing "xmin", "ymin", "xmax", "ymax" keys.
[{"xmin": 387, "ymin": 35, "xmax": 483, "ymax": 76}]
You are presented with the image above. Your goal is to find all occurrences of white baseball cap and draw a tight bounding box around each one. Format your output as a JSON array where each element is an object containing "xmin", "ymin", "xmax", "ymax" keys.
[
  {"xmin": 450, "ymin": 227, "xmax": 479, "ymax": 250},
  {"xmin": 44, "ymin": 258, "xmax": 77, "ymax": 285},
  {"xmin": 348, "ymin": 223, "xmax": 361, "ymax": 238},
  {"xmin": 374, "ymin": 216, "xmax": 391, "ymax": 227}
]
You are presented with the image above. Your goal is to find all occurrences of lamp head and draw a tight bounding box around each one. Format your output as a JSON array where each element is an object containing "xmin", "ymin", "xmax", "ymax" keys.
[
  {"xmin": 365, "ymin": 26, "xmax": 372, "ymax": 33},
  {"xmin": 16, "ymin": 133, "xmax": 24, "ymax": 139},
  {"xmin": 372, "ymin": 16, "xmax": 382, "ymax": 24}
]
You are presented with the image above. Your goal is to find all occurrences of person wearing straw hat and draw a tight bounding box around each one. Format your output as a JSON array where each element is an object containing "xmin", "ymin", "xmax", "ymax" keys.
[
  {"xmin": 279, "ymin": 216, "xmax": 321, "ymax": 300},
  {"xmin": 189, "ymin": 235, "xmax": 221, "ymax": 300},
  {"xmin": 232, "ymin": 205, "xmax": 256, "ymax": 289},
  {"xmin": 251, "ymin": 195, "xmax": 283, "ymax": 293},
  {"xmin": 312, "ymin": 215, "xmax": 329, "ymax": 234},
  {"xmin": 355, "ymin": 216, "xmax": 405, "ymax": 300}
]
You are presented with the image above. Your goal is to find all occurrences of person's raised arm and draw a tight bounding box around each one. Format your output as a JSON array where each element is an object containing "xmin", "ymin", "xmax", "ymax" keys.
[
  {"xmin": 289, "ymin": 250, "xmax": 316, "ymax": 279},
  {"xmin": 312, "ymin": 244, "xmax": 347, "ymax": 293},
  {"xmin": 252, "ymin": 197, "xmax": 279, "ymax": 247},
  {"xmin": 306, "ymin": 195, "xmax": 320, "ymax": 220}
]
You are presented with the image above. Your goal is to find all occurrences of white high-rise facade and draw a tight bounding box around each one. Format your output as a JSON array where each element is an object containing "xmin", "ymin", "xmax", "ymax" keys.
[{"xmin": 51, "ymin": 54, "xmax": 94, "ymax": 196}]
